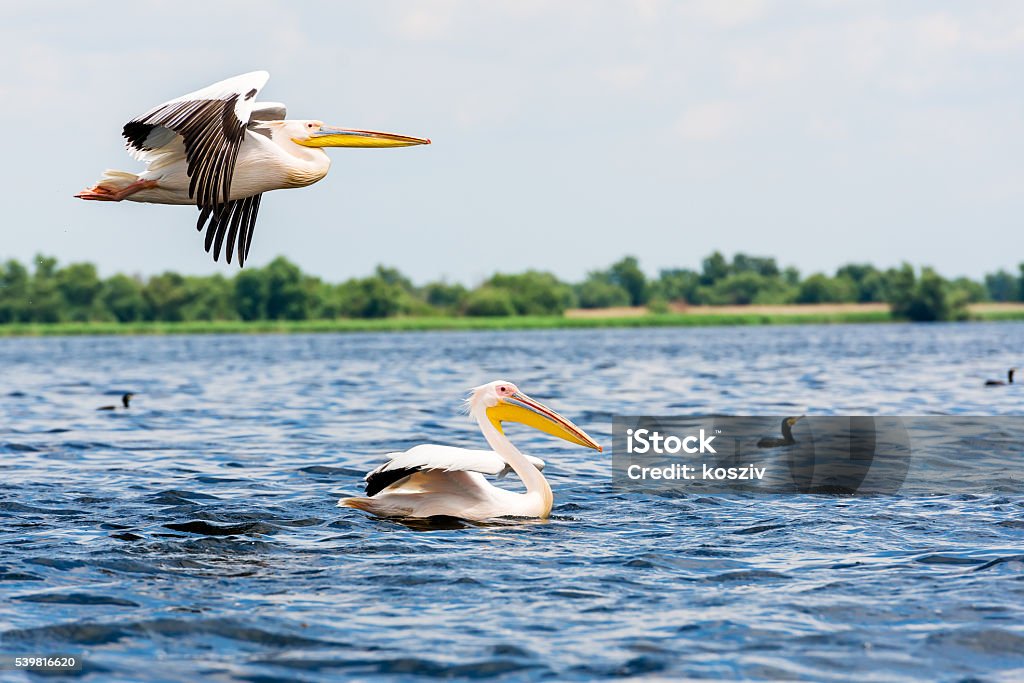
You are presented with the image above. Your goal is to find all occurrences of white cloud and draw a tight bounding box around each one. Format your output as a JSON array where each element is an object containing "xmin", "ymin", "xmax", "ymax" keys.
[
  {"xmin": 673, "ymin": 101, "xmax": 741, "ymax": 141},
  {"xmin": 396, "ymin": 2, "xmax": 458, "ymax": 40},
  {"xmin": 684, "ymin": 0, "xmax": 768, "ymax": 27},
  {"xmin": 730, "ymin": 47, "xmax": 802, "ymax": 89},
  {"xmin": 630, "ymin": 0, "xmax": 667, "ymax": 22},
  {"xmin": 807, "ymin": 116, "xmax": 848, "ymax": 140},
  {"xmin": 916, "ymin": 13, "xmax": 962, "ymax": 51},
  {"xmin": 598, "ymin": 64, "xmax": 649, "ymax": 90}
]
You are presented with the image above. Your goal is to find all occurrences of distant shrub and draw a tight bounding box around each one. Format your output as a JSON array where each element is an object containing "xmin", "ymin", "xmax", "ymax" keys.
[
  {"xmin": 655, "ymin": 268, "xmax": 700, "ymax": 304},
  {"xmin": 647, "ymin": 297, "xmax": 670, "ymax": 314},
  {"xmin": 485, "ymin": 271, "xmax": 575, "ymax": 315},
  {"xmin": 796, "ymin": 273, "xmax": 856, "ymax": 304},
  {"xmin": 888, "ymin": 266, "xmax": 966, "ymax": 322},
  {"xmin": 423, "ymin": 281, "xmax": 468, "ymax": 311},
  {"xmin": 463, "ymin": 288, "xmax": 516, "ymax": 317},
  {"xmin": 985, "ymin": 269, "xmax": 1018, "ymax": 302},
  {"xmin": 608, "ymin": 256, "xmax": 648, "ymax": 305},
  {"xmin": 338, "ymin": 276, "xmax": 406, "ymax": 318},
  {"xmin": 577, "ymin": 274, "xmax": 630, "ymax": 308}
]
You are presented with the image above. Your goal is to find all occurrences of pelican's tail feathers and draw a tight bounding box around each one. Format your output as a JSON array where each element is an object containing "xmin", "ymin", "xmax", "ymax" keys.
[
  {"xmin": 75, "ymin": 170, "xmax": 143, "ymax": 201},
  {"xmin": 96, "ymin": 170, "xmax": 141, "ymax": 189},
  {"xmin": 338, "ymin": 495, "xmax": 418, "ymax": 518},
  {"xmin": 339, "ymin": 497, "xmax": 375, "ymax": 512}
]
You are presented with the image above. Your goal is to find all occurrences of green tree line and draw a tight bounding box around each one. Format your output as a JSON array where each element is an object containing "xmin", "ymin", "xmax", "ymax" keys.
[{"xmin": 0, "ymin": 252, "xmax": 1021, "ymax": 324}]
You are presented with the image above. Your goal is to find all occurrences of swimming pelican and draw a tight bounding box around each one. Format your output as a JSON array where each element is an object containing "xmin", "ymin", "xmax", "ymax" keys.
[
  {"xmin": 75, "ymin": 71, "xmax": 430, "ymax": 266},
  {"xmin": 756, "ymin": 416, "xmax": 804, "ymax": 448},
  {"xmin": 341, "ymin": 380, "xmax": 602, "ymax": 520},
  {"xmin": 985, "ymin": 368, "xmax": 1016, "ymax": 386}
]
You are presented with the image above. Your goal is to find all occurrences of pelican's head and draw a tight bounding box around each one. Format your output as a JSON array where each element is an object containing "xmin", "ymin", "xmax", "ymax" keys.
[
  {"xmin": 468, "ymin": 380, "xmax": 602, "ymax": 452},
  {"xmin": 289, "ymin": 120, "xmax": 431, "ymax": 148}
]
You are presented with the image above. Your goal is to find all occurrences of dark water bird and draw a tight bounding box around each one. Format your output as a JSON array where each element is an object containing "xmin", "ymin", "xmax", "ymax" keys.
[
  {"xmin": 757, "ymin": 416, "xmax": 804, "ymax": 448},
  {"xmin": 98, "ymin": 393, "xmax": 134, "ymax": 411},
  {"xmin": 985, "ymin": 368, "xmax": 1016, "ymax": 386}
]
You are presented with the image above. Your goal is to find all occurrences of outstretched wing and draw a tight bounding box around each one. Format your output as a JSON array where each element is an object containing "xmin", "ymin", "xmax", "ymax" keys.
[
  {"xmin": 122, "ymin": 71, "xmax": 270, "ymax": 216},
  {"xmin": 364, "ymin": 445, "xmax": 546, "ymax": 497}
]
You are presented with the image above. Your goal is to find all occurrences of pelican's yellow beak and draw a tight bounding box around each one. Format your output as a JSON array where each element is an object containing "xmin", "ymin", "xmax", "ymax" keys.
[
  {"xmin": 294, "ymin": 126, "xmax": 431, "ymax": 148},
  {"xmin": 486, "ymin": 391, "xmax": 602, "ymax": 452}
]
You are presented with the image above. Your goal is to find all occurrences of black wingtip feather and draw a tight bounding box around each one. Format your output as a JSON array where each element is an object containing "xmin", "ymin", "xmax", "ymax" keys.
[
  {"xmin": 224, "ymin": 200, "xmax": 245, "ymax": 264},
  {"xmin": 196, "ymin": 206, "xmax": 211, "ymax": 232},
  {"xmin": 244, "ymin": 195, "xmax": 261, "ymax": 263},
  {"xmin": 364, "ymin": 467, "xmax": 422, "ymax": 497},
  {"xmin": 204, "ymin": 212, "xmax": 217, "ymax": 253},
  {"xmin": 212, "ymin": 206, "xmax": 230, "ymax": 261},
  {"xmin": 195, "ymin": 194, "xmax": 263, "ymax": 267},
  {"xmin": 123, "ymin": 121, "xmax": 155, "ymax": 151}
]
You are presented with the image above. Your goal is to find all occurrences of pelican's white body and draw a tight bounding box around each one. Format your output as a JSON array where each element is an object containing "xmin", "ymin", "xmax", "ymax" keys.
[
  {"xmin": 98, "ymin": 124, "xmax": 331, "ymax": 205},
  {"xmin": 347, "ymin": 468, "xmax": 544, "ymax": 520},
  {"xmin": 343, "ymin": 444, "xmax": 550, "ymax": 520}
]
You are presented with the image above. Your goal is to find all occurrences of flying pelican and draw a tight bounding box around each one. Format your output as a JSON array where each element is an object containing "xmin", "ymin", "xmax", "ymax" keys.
[
  {"xmin": 756, "ymin": 416, "xmax": 804, "ymax": 448},
  {"xmin": 341, "ymin": 380, "xmax": 602, "ymax": 520},
  {"xmin": 985, "ymin": 368, "xmax": 1016, "ymax": 386},
  {"xmin": 75, "ymin": 71, "xmax": 430, "ymax": 267}
]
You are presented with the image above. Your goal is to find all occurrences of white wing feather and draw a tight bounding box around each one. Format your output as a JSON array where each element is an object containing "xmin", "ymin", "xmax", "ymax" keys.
[
  {"xmin": 370, "ymin": 444, "xmax": 545, "ymax": 479},
  {"xmin": 249, "ymin": 101, "xmax": 287, "ymax": 123}
]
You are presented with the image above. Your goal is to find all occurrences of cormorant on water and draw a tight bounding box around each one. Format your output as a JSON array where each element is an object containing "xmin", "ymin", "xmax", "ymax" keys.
[
  {"xmin": 757, "ymin": 416, "xmax": 804, "ymax": 448},
  {"xmin": 98, "ymin": 393, "xmax": 134, "ymax": 411},
  {"xmin": 985, "ymin": 368, "xmax": 1015, "ymax": 386}
]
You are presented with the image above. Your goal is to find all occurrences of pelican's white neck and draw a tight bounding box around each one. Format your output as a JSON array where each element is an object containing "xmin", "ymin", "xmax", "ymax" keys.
[
  {"xmin": 473, "ymin": 405, "xmax": 554, "ymax": 518},
  {"xmin": 263, "ymin": 127, "xmax": 331, "ymax": 188},
  {"xmin": 272, "ymin": 129, "xmax": 329, "ymax": 163}
]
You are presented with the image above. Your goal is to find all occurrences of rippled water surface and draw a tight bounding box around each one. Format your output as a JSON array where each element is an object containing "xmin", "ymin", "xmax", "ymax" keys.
[{"xmin": 1, "ymin": 324, "xmax": 1023, "ymax": 681}]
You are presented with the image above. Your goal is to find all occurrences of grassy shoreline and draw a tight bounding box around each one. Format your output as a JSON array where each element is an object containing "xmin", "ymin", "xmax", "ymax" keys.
[{"xmin": 1, "ymin": 306, "xmax": 1021, "ymax": 336}]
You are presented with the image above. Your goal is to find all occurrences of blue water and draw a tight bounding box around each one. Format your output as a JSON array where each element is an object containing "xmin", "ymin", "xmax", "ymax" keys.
[{"xmin": 1, "ymin": 324, "xmax": 1022, "ymax": 681}]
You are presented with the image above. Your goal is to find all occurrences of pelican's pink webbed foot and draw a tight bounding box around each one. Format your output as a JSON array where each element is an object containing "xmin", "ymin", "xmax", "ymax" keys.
[{"xmin": 75, "ymin": 180, "xmax": 158, "ymax": 202}]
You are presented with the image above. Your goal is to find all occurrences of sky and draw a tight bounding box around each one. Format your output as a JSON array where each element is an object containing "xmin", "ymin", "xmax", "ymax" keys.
[{"xmin": 1, "ymin": 1, "xmax": 1021, "ymax": 285}]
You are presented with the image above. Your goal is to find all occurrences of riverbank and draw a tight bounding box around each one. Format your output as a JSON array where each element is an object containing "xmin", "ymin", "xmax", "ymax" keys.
[{"xmin": 1, "ymin": 303, "xmax": 1022, "ymax": 336}]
